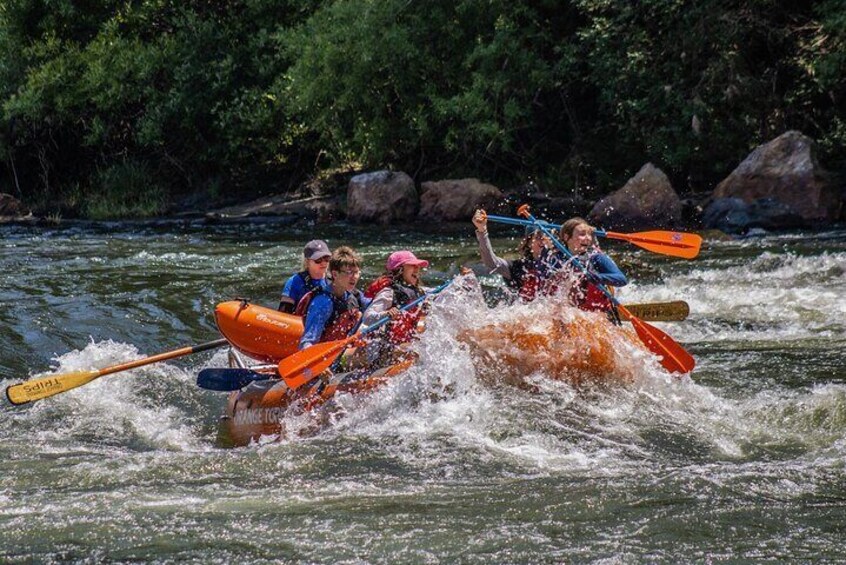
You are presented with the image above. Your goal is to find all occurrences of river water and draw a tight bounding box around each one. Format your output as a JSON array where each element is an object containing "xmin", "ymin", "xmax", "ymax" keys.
[{"xmin": 1, "ymin": 219, "xmax": 844, "ymax": 563}]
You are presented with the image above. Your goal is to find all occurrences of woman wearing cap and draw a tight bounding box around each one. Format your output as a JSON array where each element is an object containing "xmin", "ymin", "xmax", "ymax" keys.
[
  {"xmin": 472, "ymin": 209, "xmax": 561, "ymax": 302},
  {"xmin": 278, "ymin": 239, "xmax": 332, "ymax": 313},
  {"xmin": 362, "ymin": 250, "xmax": 430, "ymax": 364}
]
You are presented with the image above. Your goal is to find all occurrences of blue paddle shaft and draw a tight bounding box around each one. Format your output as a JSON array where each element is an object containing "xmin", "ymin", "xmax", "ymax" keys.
[
  {"xmin": 361, "ymin": 279, "xmax": 454, "ymax": 335},
  {"xmin": 485, "ymin": 214, "xmax": 607, "ymax": 238},
  {"xmin": 519, "ymin": 211, "xmax": 618, "ymax": 306}
]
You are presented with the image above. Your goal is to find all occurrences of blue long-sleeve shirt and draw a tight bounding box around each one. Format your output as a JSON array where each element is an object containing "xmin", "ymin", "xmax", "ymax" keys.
[
  {"xmin": 585, "ymin": 252, "xmax": 627, "ymax": 287},
  {"xmin": 556, "ymin": 250, "xmax": 627, "ymax": 288},
  {"xmin": 299, "ymin": 291, "xmax": 372, "ymax": 349}
]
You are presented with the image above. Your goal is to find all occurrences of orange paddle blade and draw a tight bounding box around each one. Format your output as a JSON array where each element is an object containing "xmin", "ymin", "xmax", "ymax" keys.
[
  {"xmin": 604, "ymin": 230, "xmax": 702, "ymax": 259},
  {"xmin": 618, "ymin": 306, "xmax": 695, "ymax": 374},
  {"xmin": 277, "ymin": 337, "xmax": 354, "ymax": 390}
]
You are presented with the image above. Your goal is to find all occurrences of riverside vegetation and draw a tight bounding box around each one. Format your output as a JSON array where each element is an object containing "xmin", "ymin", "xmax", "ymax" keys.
[{"xmin": 0, "ymin": 1, "xmax": 844, "ymax": 218}]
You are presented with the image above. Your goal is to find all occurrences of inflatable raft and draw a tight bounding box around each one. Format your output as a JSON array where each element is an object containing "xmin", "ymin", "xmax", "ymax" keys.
[
  {"xmin": 215, "ymin": 300, "xmax": 303, "ymax": 362},
  {"xmin": 218, "ymin": 360, "xmax": 413, "ymax": 446},
  {"xmin": 213, "ymin": 299, "xmax": 413, "ymax": 445}
]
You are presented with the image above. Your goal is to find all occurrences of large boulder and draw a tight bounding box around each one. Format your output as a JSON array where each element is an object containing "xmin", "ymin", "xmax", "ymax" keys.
[
  {"xmin": 347, "ymin": 170, "xmax": 418, "ymax": 224},
  {"xmin": 588, "ymin": 163, "xmax": 682, "ymax": 229},
  {"xmin": 712, "ymin": 130, "xmax": 840, "ymax": 222},
  {"xmin": 418, "ymin": 178, "xmax": 503, "ymax": 221},
  {"xmin": 0, "ymin": 193, "xmax": 29, "ymax": 219}
]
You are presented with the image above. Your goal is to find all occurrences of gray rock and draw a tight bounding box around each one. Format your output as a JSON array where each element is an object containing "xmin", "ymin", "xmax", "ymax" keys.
[
  {"xmin": 702, "ymin": 197, "xmax": 805, "ymax": 233},
  {"xmin": 0, "ymin": 192, "xmax": 32, "ymax": 222},
  {"xmin": 206, "ymin": 194, "xmax": 343, "ymax": 222},
  {"xmin": 347, "ymin": 171, "xmax": 418, "ymax": 224},
  {"xmin": 418, "ymin": 178, "xmax": 503, "ymax": 221},
  {"xmin": 589, "ymin": 163, "xmax": 682, "ymax": 229},
  {"xmin": 712, "ymin": 130, "xmax": 840, "ymax": 222}
]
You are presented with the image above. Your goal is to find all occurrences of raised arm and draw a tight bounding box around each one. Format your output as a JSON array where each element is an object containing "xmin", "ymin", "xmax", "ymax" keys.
[{"xmin": 473, "ymin": 209, "xmax": 513, "ymax": 280}]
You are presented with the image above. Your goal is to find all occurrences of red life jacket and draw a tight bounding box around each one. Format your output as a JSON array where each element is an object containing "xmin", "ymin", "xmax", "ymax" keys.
[
  {"xmin": 508, "ymin": 259, "xmax": 544, "ymax": 302},
  {"xmin": 368, "ymin": 280, "xmax": 425, "ymax": 345},
  {"xmin": 570, "ymin": 279, "xmax": 614, "ymax": 312},
  {"xmin": 295, "ymin": 288, "xmax": 365, "ymax": 343},
  {"xmin": 562, "ymin": 254, "xmax": 615, "ymax": 313},
  {"xmin": 364, "ymin": 275, "xmax": 392, "ymax": 299}
]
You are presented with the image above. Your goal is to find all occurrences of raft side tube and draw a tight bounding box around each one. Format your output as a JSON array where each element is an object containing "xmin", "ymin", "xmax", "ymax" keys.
[{"xmin": 215, "ymin": 301, "xmax": 304, "ymax": 363}]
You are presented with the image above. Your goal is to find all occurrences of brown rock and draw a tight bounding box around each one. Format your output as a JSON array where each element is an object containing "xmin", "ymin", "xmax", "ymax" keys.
[
  {"xmin": 347, "ymin": 171, "xmax": 418, "ymax": 224},
  {"xmin": 0, "ymin": 193, "xmax": 28, "ymax": 217},
  {"xmin": 418, "ymin": 178, "xmax": 503, "ymax": 221},
  {"xmin": 712, "ymin": 130, "xmax": 840, "ymax": 221},
  {"xmin": 588, "ymin": 163, "xmax": 682, "ymax": 229}
]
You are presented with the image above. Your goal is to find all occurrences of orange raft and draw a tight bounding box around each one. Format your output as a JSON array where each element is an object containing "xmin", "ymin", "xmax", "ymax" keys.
[
  {"xmin": 215, "ymin": 300, "xmax": 303, "ymax": 362},
  {"xmin": 219, "ymin": 360, "xmax": 413, "ymax": 446},
  {"xmin": 214, "ymin": 299, "xmax": 413, "ymax": 445},
  {"xmin": 457, "ymin": 307, "xmax": 648, "ymax": 388}
]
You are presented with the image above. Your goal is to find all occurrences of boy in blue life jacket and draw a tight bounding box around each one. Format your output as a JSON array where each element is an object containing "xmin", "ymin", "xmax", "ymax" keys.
[{"xmin": 296, "ymin": 246, "xmax": 371, "ymax": 350}]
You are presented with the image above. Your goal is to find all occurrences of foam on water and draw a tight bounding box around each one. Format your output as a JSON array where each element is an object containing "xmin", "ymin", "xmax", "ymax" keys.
[
  {"xmin": 621, "ymin": 249, "xmax": 846, "ymax": 344},
  {"xmin": 228, "ymin": 277, "xmax": 846, "ymax": 487},
  {"xmin": 3, "ymin": 225, "xmax": 846, "ymax": 560},
  {"xmin": 3, "ymin": 339, "xmax": 213, "ymax": 452}
]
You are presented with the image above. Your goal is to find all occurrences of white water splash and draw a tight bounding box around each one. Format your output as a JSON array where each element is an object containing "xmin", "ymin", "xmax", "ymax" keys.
[{"xmin": 6, "ymin": 339, "xmax": 213, "ymax": 452}]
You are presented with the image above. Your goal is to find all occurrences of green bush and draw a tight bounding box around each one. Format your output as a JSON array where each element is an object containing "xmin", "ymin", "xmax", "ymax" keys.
[
  {"xmin": 0, "ymin": 0, "xmax": 843, "ymax": 216},
  {"xmin": 84, "ymin": 160, "xmax": 166, "ymax": 219}
]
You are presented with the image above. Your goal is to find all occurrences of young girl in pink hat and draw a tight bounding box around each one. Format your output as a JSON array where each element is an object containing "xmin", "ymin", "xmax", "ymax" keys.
[{"xmin": 362, "ymin": 250, "xmax": 430, "ymax": 364}]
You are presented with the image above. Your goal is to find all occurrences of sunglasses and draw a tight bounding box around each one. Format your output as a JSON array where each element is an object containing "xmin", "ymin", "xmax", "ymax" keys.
[{"xmin": 311, "ymin": 257, "xmax": 330, "ymax": 264}]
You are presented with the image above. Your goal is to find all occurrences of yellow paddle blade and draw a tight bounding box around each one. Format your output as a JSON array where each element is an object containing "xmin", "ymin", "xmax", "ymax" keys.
[
  {"xmin": 604, "ymin": 230, "xmax": 702, "ymax": 259},
  {"xmin": 6, "ymin": 370, "xmax": 102, "ymax": 405},
  {"xmin": 5, "ymin": 338, "xmax": 228, "ymax": 405},
  {"xmin": 621, "ymin": 301, "xmax": 690, "ymax": 322}
]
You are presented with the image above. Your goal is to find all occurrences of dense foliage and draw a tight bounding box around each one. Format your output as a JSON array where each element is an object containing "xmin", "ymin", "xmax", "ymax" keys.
[{"xmin": 0, "ymin": 0, "xmax": 843, "ymax": 217}]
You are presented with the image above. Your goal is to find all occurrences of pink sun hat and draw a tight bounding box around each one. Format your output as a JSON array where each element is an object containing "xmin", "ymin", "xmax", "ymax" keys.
[{"xmin": 386, "ymin": 250, "xmax": 429, "ymax": 271}]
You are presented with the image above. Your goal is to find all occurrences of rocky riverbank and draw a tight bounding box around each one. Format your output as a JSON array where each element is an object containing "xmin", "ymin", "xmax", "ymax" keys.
[{"xmin": 4, "ymin": 131, "xmax": 843, "ymax": 234}]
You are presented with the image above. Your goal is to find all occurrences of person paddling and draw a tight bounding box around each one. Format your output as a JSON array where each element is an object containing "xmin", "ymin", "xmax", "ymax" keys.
[
  {"xmin": 472, "ymin": 209, "xmax": 561, "ymax": 302},
  {"xmin": 362, "ymin": 250, "xmax": 430, "ymax": 365},
  {"xmin": 296, "ymin": 246, "xmax": 371, "ymax": 350},
  {"xmin": 556, "ymin": 217, "xmax": 628, "ymax": 321},
  {"xmin": 278, "ymin": 240, "xmax": 332, "ymax": 313}
]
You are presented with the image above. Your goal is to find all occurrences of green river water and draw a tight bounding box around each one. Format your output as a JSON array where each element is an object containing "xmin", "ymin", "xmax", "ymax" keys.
[{"xmin": 1, "ymin": 219, "xmax": 845, "ymax": 563}]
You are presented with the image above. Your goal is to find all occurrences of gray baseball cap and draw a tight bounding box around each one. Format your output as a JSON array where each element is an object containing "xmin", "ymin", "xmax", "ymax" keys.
[{"xmin": 303, "ymin": 239, "xmax": 331, "ymax": 261}]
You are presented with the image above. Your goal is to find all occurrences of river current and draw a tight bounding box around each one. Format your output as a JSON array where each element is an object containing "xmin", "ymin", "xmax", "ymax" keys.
[{"xmin": 1, "ymin": 220, "xmax": 844, "ymax": 563}]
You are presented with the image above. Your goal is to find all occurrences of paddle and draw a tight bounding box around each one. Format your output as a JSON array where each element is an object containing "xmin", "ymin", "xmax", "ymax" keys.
[
  {"xmin": 279, "ymin": 279, "xmax": 455, "ymax": 390},
  {"xmin": 484, "ymin": 214, "xmax": 702, "ymax": 259},
  {"xmin": 622, "ymin": 300, "xmax": 690, "ymax": 322},
  {"xmin": 197, "ymin": 368, "xmax": 271, "ymax": 391},
  {"xmin": 516, "ymin": 205, "xmax": 695, "ymax": 374},
  {"xmin": 6, "ymin": 338, "xmax": 229, "ymax": 405}
]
